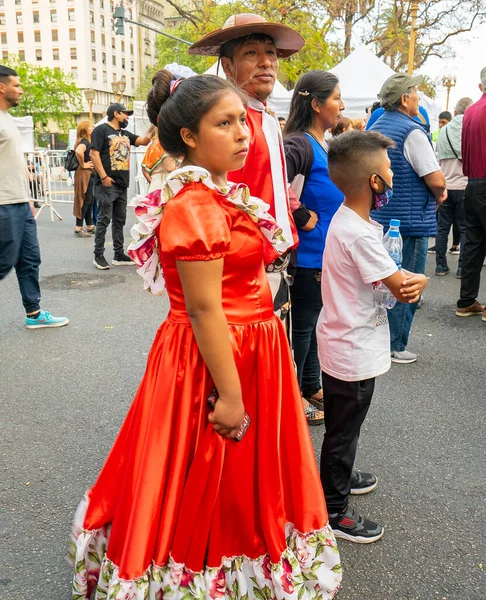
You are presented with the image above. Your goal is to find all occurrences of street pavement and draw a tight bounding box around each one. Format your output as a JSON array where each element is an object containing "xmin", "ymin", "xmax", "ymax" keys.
[{"xmin": 1, "ymin": 203, "xmax": 485, "ymax": 600}]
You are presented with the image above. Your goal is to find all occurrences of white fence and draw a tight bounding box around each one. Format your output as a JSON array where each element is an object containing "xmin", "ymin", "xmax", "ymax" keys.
[{"xmin": 24, "ymin": 149, "xmax": 148, "ymax": 223}]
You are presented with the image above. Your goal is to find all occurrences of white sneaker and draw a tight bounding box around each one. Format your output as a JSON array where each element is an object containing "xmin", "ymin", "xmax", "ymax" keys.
[{"xmin": 391, "ymin": 350, "xmax": 417, "ymax": 364}]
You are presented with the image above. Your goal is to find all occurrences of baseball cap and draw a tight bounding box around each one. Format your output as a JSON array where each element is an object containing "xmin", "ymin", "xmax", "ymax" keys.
[
  {"xmin": 379, "ymin": 73, "xmax": 423, "ymax": 108},
  {"xmin": 107, "ymin": 103, "xmax": 134, "ymax": 119}
]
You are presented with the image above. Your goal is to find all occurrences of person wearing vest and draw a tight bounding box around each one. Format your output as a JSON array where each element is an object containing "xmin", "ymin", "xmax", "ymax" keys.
[
  {"xmin": 370, "ymin": 73, "xmax": 446, "ymax": 364},
  {"xmin": 435, "ymin": 97, "xmax": 474, "ymax": 278},
  {"xmin": 189, "ymin": 14, "xmax": 303, "ymax": 319}
]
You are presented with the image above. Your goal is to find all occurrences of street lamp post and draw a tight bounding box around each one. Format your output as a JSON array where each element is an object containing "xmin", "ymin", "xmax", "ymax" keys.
[
  {"xmin": 111, "ymin": 78, "xmax": 126, "ymax": 103},
  {"xmin": 442, "ymin": 76, "xmax": 457, "ymax": 111},
  {"xmin": 84, "ymin": 88, "xmax": 95, "ymax": 122},
  {"xmin": 407, "ymin": 1, "xmax": 419, "ymax": 75}
]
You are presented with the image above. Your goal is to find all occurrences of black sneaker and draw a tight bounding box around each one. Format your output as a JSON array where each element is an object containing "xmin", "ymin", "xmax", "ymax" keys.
[
  {"xmin": 427, "ymin": 245, "xmax": 436, "ymax": 254},
  {"xmin": 93, "ymin": 255, "xmax": 110, "ymax": 270},
  {"xmin": 329, "ymin": 504, "xmax": 384, "ymax": 544},
  {"xmin": 350, "ymin": 470, "xmax": 378, "ymax": 495},
  {"xmin": 112, "ymin": 253, "xmax": 135, "ymax": 266}
]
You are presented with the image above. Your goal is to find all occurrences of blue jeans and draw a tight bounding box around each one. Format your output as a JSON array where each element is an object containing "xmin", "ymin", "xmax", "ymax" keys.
[
  {"xmin": 0, "ymin": 202, "xmax": 41, "ymax": 314},
  {"xmin": 388, "ymin": 235, "xmax": 428, "ymax": 352},
  {"xmin": 290, "ymin": 267, "xmax": 323, "ymax": 395}
]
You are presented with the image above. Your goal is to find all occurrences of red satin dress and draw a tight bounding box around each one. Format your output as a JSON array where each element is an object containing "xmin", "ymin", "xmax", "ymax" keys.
[{"xmin": 69, "ymin": 184, "xmax": 342, "ymax": 599}]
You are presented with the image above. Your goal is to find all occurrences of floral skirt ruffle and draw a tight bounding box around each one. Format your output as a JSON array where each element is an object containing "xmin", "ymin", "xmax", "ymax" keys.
[{"xmin": 68, "ymin": 496, "xmax": 342, "ymax": 600}]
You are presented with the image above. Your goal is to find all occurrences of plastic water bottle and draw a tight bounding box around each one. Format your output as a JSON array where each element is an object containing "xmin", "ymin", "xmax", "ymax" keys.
[
  {"xmin": 374, "ymin": 220, "xmax": 403, "ymax": 310},
  {"xmin": 383, "ymin": 219, "xmax": 403, "ymax": 270}
]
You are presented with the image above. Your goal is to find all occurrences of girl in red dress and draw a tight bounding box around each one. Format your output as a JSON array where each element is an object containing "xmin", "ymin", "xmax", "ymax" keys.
[{"xmin": 69, "ymin": 72, "xmax": 342, "ymax": 600}]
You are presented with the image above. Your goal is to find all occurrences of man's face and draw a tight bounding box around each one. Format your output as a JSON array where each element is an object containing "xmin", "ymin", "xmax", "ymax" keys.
[
  {"xmin": 401, "ymin": 87, "xmax": 420, "ymax": 118},
  {"xmin": 438, "ymin": 118, "xmax": 450, "ymax": 128},
  {"xmin": 222, "ymin": 38, "xmax": 278, "ymax": 103},
  {"xmin": 0, "ymin": 75, "xmax": 23, "ymax": 108}
]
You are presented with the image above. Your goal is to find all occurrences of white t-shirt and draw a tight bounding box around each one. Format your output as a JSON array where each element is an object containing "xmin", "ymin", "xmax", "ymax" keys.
[
  {"xmin": 0, "ymin": 110, "xmax": 29, "ymax": 205},
  {"xmin": 403, "ymin": 129, "xmax": 440, "ymax": 177},
  {"xmin": 317, "ymin": 205, "xmax": 398, "ymax": 382}
]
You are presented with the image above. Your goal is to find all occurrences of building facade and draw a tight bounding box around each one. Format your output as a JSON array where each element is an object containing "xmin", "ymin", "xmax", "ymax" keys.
[{"xmin": 0, "ymin": 0, "xmax": 186, "ymax": 122}]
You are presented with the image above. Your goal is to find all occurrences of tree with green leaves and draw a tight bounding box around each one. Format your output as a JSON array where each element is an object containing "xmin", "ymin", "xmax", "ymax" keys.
[
  {"xmin": 2, "ymin": 56, "xmax": 82, "ymax": 134},
  {"xmin": 135, "ymin": 0, "xmax": 341, "ymax": 100}
]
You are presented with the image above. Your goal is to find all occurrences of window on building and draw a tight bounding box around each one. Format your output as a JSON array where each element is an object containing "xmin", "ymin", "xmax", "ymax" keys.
[
  {"xmin": 89, "ymin": 0, "xmax": 93, "ymax": 5},
  {"xmin": 16, "ymin": 12, "xmax": 23, "ymax": 24},
  {"xmin": 130, "ymin": 60, "xmax": 134, "ymax": 72},
  {"xmin": 68, "ymin": 8, "xmax": 75, "ymax": 21},
  {"xmin": 52, "ymin": 29, "xmax": 58, "ymax": 41},
  {"xmin": 100, "ymin": 15, "xmax": 104, "ymax": 29},
  {"xmin": 35, "ymin": 48, "xmax": 42, "ymax": 61},
  {"xmin": 100, "ymin": 0, "xmax": 104, "ymax": 8},
  {"xmin": 34, "ymin": 30, "xmax": 41, "ymax": 42},
  {"xmin": 130, "ymin": 43, "xmax": 133, "ymax": 55},
  {"xmin": 112, "ymin": 55, "xmax": 116, "ymax": 66},
  {"xmin": 121, "ymin": 57, "xmax": 125, "ymax": 69},
  {"xmin": 19, "ymin": 49, "xmax": 25, "ymax": 61},
  {"xmin": 2, "ymin": 50, "xmax": 7, "ymax": 60},
  {"xmin": 70, "ymin": 47, "xmax": 77, "ymax": 60},
  {"xmin": 102, "ymin": 51, "xmax": 106, "ymax": 64},
  {"xmin": 130, "ymin": 27, "xmax": 133, "ymax": 38},
  {"xmin": 53, "ymin": 48, "xmax": 59, "ymax": 60},
  {"xmin": 0, "ymin": 14, "xmax": 4, "ymax": 25},
  {"xmin": 111, "ymin": 37, "xmax": 115, "ymax": 50},
  {"xmin": 101, "ymin": 33, "xmax": 105, "ymax": 47},
  {"xmin": 131, "ymin": 77, "xmax": 135, "ymax": 89},
  {"xmin": 121, "ymin": 41, "xmax": 124, "ymax": 52},
  {"xmin": 103, "ymin": 70, "xmax": 107, "ymax": 83},
  {"xmin": 50, "ymin": 10, "xmax": 57, "ymax": 22},
  {"xmin": 92, "ymin": 67, "xmax": 97, "ymax": 81},
  {"xmin": 91, "ymin": 49, "xmax": 96, "ymax": 61},
  {"xmin": 71, "ymin": 67, "xmax": 78, "ymax": 79},
  {"xmin": 91, "ymin": 30, "xmax": 95, "ymax": 43},
  {"xmin": 33, "ymin": 11, "xmax": 40, "ymax": 23},
  {"xmin": 89, "ymin": 11, "xmax": 94, "ymax": 24},
  {"xmin": 18, "ymin": 31, "xmax": 23, "ymax": 43},
  {"xmin": 1, "ymin": 32, "xmax": 6, "ymax": 44},
  {"xmin": 15, "ymin": 0, "xmax": 21, "ymax": 4},
  {"xmin": 69, "ymin": 28, "xmax": 75, "ymax": 41}
]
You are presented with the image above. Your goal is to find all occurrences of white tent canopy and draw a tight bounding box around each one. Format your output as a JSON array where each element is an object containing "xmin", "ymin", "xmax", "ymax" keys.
[
  {"xmin": 329, "ymin": 46, "xmax": 442, "ymax": 128},
  {"xmin": 203, "ymin": 61, "xmax": 293, "ymax": 117}
]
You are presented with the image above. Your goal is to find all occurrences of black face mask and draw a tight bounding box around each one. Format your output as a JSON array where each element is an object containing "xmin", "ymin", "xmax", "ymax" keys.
[{"xmin": 119, "ymin": 119, "xmax": 129, "ymax": 129}]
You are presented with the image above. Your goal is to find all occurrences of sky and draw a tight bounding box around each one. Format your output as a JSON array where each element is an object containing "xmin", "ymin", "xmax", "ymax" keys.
[{"xmin": 423, "ymin": 22, "xmax": 486, "ymax": 111}]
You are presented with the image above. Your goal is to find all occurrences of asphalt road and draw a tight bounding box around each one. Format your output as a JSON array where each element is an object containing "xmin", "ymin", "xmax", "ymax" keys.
[{"xmin": 1, "ymin": 204, "xmax": 485, "ymax": 600}]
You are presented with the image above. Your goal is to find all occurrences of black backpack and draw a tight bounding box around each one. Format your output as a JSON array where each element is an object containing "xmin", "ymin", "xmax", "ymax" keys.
[{"xmin": 64, "ymin": 149, "xmax": 79, "ymax": 172}]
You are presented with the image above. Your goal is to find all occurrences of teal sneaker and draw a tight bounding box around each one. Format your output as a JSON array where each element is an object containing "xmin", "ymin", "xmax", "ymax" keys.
[{"xmin": 25, "ymin": 310, "xmax": 69, "ymax": 329}]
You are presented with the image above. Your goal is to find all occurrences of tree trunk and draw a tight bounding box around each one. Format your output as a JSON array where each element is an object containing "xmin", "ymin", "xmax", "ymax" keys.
[{"xmin": 344, "ymin": 10, "xmax": 353, "ymax": 55}]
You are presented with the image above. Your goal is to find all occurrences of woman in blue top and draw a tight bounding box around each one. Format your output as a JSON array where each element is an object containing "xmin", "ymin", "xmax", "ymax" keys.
[{"xmin": 284, "ymin": 71, "xmax": 345, "ymax": 422}]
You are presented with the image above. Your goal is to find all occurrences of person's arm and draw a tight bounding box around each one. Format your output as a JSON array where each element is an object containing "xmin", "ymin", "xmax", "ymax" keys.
[
  {"xmin": 382, "ymin": 269, "xmax": 428, "ymax": 303},
  {"xmin": 134, "ymin": 130, "xmax": 152, "ymax": 147},
  {"xmin": 404, "ymin": 130, "xmax": 446, "ymax": 201},
  {"xmin": 141, "ymin": 165, "xmax": 151, "ymax": 184},
  {"xmin": 284, "ymin": 134, "xmax": 316, "ymax": 230},
  {"xmin": 177, "ymin": 259, "xmax": 245, "ymax": 439},
  {"xmin": 423, "ymin": 170, "xmax": 447, "ymax": 202},
  {"xmin": 75, "ymin": 142, "xmax": 93, "ymax": 170},
  {"xmin": 90, "ymin": 149, "xmax": 113, "ymax": 187}
]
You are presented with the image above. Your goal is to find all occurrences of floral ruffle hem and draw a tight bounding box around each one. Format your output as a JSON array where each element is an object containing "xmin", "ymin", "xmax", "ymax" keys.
[{"xmin": 68, "ymin": 496, "xmax": 342, "ymax": 600}]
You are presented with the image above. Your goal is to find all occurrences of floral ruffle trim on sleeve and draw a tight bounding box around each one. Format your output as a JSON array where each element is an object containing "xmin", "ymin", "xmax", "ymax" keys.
[
  {"xmin": 68, "ymin": 495, "xmax": 342, "ymax": 600},
  {"xmin": 127, "ymin": 166, "xmax": 291, "ymax": 296}
]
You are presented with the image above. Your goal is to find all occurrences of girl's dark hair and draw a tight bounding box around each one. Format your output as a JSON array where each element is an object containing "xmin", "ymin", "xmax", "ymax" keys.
[
  {"xmin": 146, "ymin": 70, "xmax": 242, "ymax": 157},
  {"xmin": 284, "ymin": 70, "xmax": 339, "ymax": 136}
]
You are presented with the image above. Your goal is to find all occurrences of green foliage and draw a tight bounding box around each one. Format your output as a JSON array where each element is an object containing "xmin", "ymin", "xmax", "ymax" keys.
[
  {"xmin": 2, "ymin": 55, "xmax": 83, "ymax": 133},
  {"xmin": 148, "ymin": 0, "xmax": 341, "ymax": 91}
]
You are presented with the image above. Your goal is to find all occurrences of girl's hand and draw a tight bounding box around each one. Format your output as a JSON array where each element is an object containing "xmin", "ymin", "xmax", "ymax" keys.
[{"xmin": 208, "ymin": 396, "xmax": 245, "ymax": 439}]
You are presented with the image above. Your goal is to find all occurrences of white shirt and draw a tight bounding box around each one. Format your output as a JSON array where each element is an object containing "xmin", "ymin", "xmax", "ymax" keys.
[
  {"xmin": 0, "ymin": 111, "xmax": 29, "ymax": 205},
  {"xmin": 317, "ymin": 205, "xmax": 398, "ymax": 382},
  {"xmin": 403, "ymin": 129, "xmax": 440, "ymax": 177}
]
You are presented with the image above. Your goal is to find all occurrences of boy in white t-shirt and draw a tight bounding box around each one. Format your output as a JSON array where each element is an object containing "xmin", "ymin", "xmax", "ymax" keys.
[{"xmin": 317, "ymin": 130, "xmax": 428, "ymax": 543}]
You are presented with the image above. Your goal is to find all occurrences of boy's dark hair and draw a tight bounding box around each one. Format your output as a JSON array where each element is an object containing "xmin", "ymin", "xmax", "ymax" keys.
[
  {"xmin": 220, "ymin": 33, "xmax": 275, "ymax": 60},
  {"xmin": 278, "ymin": 116, "xmax": 286, "ymax": 122},
  {"xmin": 328, "ymin": 130, "xmax": 395, "ymax": 195},
  {"xmin": 146, "ymin": 70, "xmax": 245, "ymax": 157},
  {"xmin": 285, "ymin": 70, "xmax": 339, "ymax": 135},
  {"xmin": 0, "ymin": 65, "xmax": 18, "ymax": 85},
  {"xmin": 438, "ymin": 110, "xmax": 452, "ymax": 121}
]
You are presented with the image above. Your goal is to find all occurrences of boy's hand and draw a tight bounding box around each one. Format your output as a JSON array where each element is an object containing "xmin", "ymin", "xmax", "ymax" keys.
[{"xmin": 399, "ymin": 270, "xmax": 428, "ymax": 303}]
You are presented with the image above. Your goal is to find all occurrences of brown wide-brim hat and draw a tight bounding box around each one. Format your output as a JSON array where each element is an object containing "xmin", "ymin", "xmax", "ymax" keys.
[{"xmin": 189, "ymin": 13, "xmax": 305, "ymax": 58}]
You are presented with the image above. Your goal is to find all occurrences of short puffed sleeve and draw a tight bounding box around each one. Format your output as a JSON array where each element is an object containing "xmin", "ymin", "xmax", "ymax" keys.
[{"xmin": 159, "ymin": 185, "xmax": 232, "ymax": 261}]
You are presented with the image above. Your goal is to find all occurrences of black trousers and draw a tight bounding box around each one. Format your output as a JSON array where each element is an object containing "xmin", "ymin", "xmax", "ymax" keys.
[
  {"xmin": 290, "ymin": 267, "xmax": 323, "ymax": 396},
  {"xmin": 93, "ymin": 183, "xmax": 127, "ymax": 257},
  {"xmin": 457, "ymin": 179, "xmax": 486, "ymax": 308},
  {"xmin": 435, "ymin": 189, "xmax": 466, "ymax": 270},
  {"xmin": 320, "ymin": 372, "xmax": 375, "ymax": 514}
]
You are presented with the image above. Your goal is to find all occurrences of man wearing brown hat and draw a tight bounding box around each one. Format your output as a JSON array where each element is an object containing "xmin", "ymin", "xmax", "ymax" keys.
[
  {"xmin": 189, "ymin": 14, "xmax": 305, "ymax": 316},
  {"xmin": 369, "ymin": 73, "xmax": 446, "ymax": 364}
]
